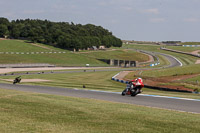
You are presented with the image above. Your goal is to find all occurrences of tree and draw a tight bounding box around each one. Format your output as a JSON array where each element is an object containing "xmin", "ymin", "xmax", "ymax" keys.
[
  {"xmin": 0, "ymin": 17, "xmax": 9, "ymax": 26},
  {"xmin": 3, "ymin": 18, "xmax": 122, "ymax": 50},
  {"xmin": 0, "ymin": 24, "xmax": 8, "ymax": 37}
]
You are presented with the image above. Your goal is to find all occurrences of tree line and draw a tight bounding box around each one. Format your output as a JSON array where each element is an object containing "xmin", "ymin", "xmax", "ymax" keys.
[{"xmin": 0, "ymin": 17, "xmax": 122, "ymax": 50}]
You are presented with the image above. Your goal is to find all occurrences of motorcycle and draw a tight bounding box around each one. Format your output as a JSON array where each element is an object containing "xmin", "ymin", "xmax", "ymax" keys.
[
  {"xmin": 121, "ymin": 82, "xmax": 140, "ymax": 96},
  {"xmin": 13, "ymin": 77, "xmax": 21, "ymax": 84}
]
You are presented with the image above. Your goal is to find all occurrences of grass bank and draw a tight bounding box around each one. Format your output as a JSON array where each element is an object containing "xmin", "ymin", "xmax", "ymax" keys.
[
  {"xmin": 0, "ymin": 39, "xmax": 149, "ymax": 66},
  {"xmin": 142, "ymin": 64, "xmax": 200, "ymax": 77},
  {"xmin": 0, "ymin": 88, "xmax": 199, "ymax": 133},
  {"xmin": 79, "ymin": 49, "xmax": 149, "ymax": 62}
]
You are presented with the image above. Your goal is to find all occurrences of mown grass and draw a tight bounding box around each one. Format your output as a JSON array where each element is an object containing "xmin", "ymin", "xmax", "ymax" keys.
[
  {"xmin": 0, "ymin": 39, "xmax": 150, "ymax": 66},
  {"xmin": 79, "ymin": 49, "xmax": 149, "ymax": 62},
  {"xmin": 0, "ymin": 88, "xmax": 200, "ymax": 133},
  {"xmin": 142, "ymin": 64, "xmax": 200, "ymax": 77},
  {"xmin": 0, "ymin": 53, "xmax": 107, "ymax": 66},
  {"xmin": 166, "ymin": 46, "xmax": 200, "ymax": 52},
  {"xmin": 0, "ymin": 39, "xmax": 107, "ymax": 66},
  {"xmin": 181, "ymin": 42, "xmax": 200, "ymax": 45},
  {"xmin": 0, "ymin": 39, "xmax": 57, "ymax": 52}
]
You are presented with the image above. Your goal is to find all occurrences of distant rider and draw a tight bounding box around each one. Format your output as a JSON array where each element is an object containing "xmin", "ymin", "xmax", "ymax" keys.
[{"xmin": 15, "ymin": 76, "xmax": 21, "ymax": 83}]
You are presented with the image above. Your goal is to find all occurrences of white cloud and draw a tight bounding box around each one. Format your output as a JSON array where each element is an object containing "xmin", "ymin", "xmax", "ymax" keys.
[
  {"xmin": 184, "ymin": 18, "xmax": 199, "ymax": 22},
  {"xmin": 22, "ymin": 10, "xmax": 45, "ymax": 15},
  {"xmin": 143, "ymin": 8, "xmax": 159, "ymax": 14},
  {"xmin": 121, "ymin": 6, "xmax": 133, "ymax": 11},
  {"xmin": 150, "ymin": 18, "xmax": 165, "ymax": 23},
  {"xmin": 0, "ymin": 12, "xmax": 15, "ymax": 18}
]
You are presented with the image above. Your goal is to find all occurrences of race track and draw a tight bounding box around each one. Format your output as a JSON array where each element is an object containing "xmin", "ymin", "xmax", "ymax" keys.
[
  {"xmin": 0, "ymin": 51, "xmax": 198, "ymax": 114},
  {"xmin": 0, "ymin": 83, "xmax": 199, "ymax": 114}
]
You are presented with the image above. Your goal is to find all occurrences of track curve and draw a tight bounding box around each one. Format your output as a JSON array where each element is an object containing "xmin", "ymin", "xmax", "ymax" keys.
[{"xmin": 0, "ymin": 83, "xmax": 199, "ymax": 114}]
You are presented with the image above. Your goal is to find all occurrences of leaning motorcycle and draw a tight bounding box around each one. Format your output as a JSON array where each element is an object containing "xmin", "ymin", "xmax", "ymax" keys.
[
  {"xmin": 13, "ymin": 78, "xmax": 21, "ymax": 84},
  {"xmin": 121, "ymin": 83, "xmax": 140, "ymax": 96}
]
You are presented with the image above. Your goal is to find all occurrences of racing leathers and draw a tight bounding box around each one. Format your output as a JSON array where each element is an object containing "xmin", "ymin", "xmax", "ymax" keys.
[{"xmin": 131, "ymin": 78, "xmax": 144, "ymax": 93}]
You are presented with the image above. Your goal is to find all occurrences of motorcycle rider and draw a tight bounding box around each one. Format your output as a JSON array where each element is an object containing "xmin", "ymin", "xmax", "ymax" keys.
[
  {"xmin": 130, "ymin": 77, "xmax": 144, "ymax": 93},
  {"xmin": 15, "ymin": 76, "xmax": 21, "ymax": 83}
]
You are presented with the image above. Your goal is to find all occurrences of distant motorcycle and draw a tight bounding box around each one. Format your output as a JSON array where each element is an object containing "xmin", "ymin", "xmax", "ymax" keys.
[
  {"xmin": 13, "ymin": 77, "xmax": 21, "ymax": 84},
  {"xmin": 121, "ymin": 82, "xmax": 140, "ymax": 96}
]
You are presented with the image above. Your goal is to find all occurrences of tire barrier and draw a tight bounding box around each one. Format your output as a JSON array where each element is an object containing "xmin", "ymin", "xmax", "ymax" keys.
[
  {"xmin": 111, "ymin": 72, "xmax": 129, "ymax": 84},
  {"xmin": 182, "ymin": 45, "xmax": 200, "ymax": 47},
  {"xmin": 150, "ymin": 62, "xmax": 160, "ymax": 67}
]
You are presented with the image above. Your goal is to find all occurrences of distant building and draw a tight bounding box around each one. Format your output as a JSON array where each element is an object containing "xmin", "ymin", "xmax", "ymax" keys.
[
  {"xmin": 88, "ymin": 46, "xmax": 98, "ymax": 50},
  {"xmin": 99, "ymin": 45, "xmax": 105, "ymax": 50}
]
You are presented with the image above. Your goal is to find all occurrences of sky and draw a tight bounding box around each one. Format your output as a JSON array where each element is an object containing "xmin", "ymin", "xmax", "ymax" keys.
[{"xmin": 1, "ymin": 0, "xmax": 200, "ymax": 42}]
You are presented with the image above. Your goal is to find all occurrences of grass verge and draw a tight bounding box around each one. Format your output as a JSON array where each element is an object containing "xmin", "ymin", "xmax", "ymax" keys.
[
  {"xmin": 141, "ymin": 64, "xmax": 200, "ymax": 77},
  {"xmin": 0, "ymin": 88, "xmax": 200, "ymax": 133}
]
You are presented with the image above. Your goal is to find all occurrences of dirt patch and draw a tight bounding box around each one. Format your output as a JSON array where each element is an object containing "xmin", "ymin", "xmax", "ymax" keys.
[
  {"xmin": 115, "ymin": 71, "xmax": 132, "ymax": 80},
  {"xmin": 142, "ymin": 74, "xmax": 200, "ymax": 92},
  {"xmin": 191, "ymin": 50, "xmax": 200, "ymax": 64},
  {"xmin": 190, "ymin": 50, "xmax": 200, "ymax": 55},
  {"xmin": 117, "ymin": 71, "xmax": 198, "ymax": 92},
  {"xmin": 195, "ymin": 60, "xmax": 200, "ymax": 64},
  {"xmin": 0, "ymin": 38, "xmax": 7, "ymax": 40},
  {"xmin": 1, "ymin": 79, "xmax": 51, "ymax": 82}
]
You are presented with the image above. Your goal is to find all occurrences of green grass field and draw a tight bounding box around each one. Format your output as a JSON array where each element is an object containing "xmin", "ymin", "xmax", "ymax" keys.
[
  {"xmin": 0, "ymin": 88, "xmax": 199, "ymax": 133},
  {"xmin": 181, "ymin": 42, "xmax": 200, "ymax": 45},
  {"xmin": 141, "ymin": 64, "xmax": 200, "ymax": 77},
  {"xmin": 1, "ymin": 39, "xmax": 200, "ymax": 132},
  {"xmin": 0, "ymin": 39, "xmax": 149, "ymax": 66},
  {"xmin": 79, "ymin": 49, "xmax": 149, "ymax": 62},
  {"xmin": 166, "ymin": 46, "xmax": 200, "ymax": 52},
  {"xmin": 0, "ymin": 39, "xmax": 60, "ymax": 52}
]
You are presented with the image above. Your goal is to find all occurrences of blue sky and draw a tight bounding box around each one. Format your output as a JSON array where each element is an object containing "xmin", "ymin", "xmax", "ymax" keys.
[{"xmin": 1, "ymin": 0, "xmax": 200, "ymax": 42}]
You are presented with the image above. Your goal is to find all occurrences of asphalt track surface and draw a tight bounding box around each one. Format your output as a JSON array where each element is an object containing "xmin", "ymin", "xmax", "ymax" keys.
[{"xmin": 0, "ymin": 83, "xmax": 200, "ymax": 114}]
